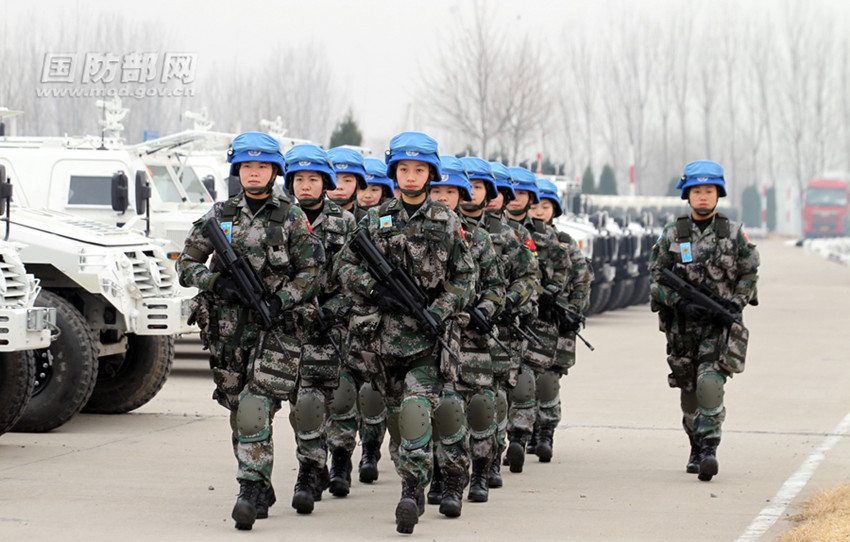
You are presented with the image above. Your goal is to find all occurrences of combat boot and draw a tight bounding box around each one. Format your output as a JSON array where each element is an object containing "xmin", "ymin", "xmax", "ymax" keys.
[
  {"xmin": 527, "ymin": 422, "xmax": 539, "ymax": 455},
  {"xmin": 328, "ymin": 448, "xmax": 352, "ymax": 497},
  {"xmin": 358, "ymin": 440, "xmax": 381, "ymax": 483},
  {"xmin": 697, "ymin": 438, "xmax": 720, "ymax": 482},
  {"xmin": 468, "ymin": 458, "xmax": 490, "ymax": 502},
  {"xmin": 232, "ymin": 479, "xmax": 263, "ymax": 530},
  {"xmin": 395, "ymin": 475, "xmax": 422, "ymax": 534},
  {"xmin": 439, "ymin": 470, "xmax": 465, "ymax": 518},
  {"xmin": 291, "ymin": 462, "xmax": 316, "ymax": 514},
  {"xmin": 536, "ymin": 426, "xmax": 554, "ymax": 463},
  {"xmin": 255, "ymin": 484, "xmax": 276, "ymax": 520},
  {"xmin": 314, "ymin": 464, "xmax": 328, "ymax": 502},
  {"xmin": 427, "ymin": 461, "xmax": 443, "ymax": 505},
  {"xmin": 506, "ymin": 431, "xmax": 528, "ymax": 473},
  {"xmin": 686, "ymin": 434, "xmax": 700, "ymax": 474},
  {"xmin": 488, "ymin": 454, "xmax": 503, "ymax": 488}
]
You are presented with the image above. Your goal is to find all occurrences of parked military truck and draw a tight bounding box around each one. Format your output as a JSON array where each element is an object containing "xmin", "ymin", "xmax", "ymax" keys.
[
  {"xmin": 0, "ymin": 165, "xmax": 192, "ymax": 432},
  {"xmin": 0, "ymin": 237, "xmax": 55, "ymax": 436}
]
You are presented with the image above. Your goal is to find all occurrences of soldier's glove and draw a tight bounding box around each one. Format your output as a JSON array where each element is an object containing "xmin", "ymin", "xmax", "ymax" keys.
[
  {"xmin": 496, "ymin": 298, "xmax": 515, "ymax": 326},
  {"xmin": 316, "ymin": 307, "xmax": 337, "ymax": 333},
  {"xmin": 212, "ymin": 276, "xmax": 243, "ymax": 305},
  {"xmin": 558, "ymin": 306, "xmax": 583, "ymax": 334},
  {"xmin": 266, "ymin": 294, "xmax": 283, "ymax": 319},
  {"xmin": 370, "ymin": 283, "xmax": 407, "ymax": 314},
  {"xmin": 424, "ymin": 309, "xmax": 446, "ymax": 339},
  {"xmin": 465, "ymin": 305, "xmax": 492, "ymax": 335},
  {"xmin": 676, "ymin": 299, "xmax": 710, "ymax": 322},
  {"xmin": 538, "ymin": 289, "xmax": 556, "ymax": 322}
]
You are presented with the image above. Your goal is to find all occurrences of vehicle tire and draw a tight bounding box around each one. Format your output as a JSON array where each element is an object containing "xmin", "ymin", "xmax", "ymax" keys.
[
  {"xmin": 13, "ymin": 290, "xmax": 98, "ymax": 432},
  {"xmin": 628, "ymin": 276, "xmax": 651, "ymax": 306},
  {"xmin": 587, "ymin": 282, "xmax": 611, "ymax": 316},
  {"xmin": 0, "ymin": 351, "xmax": 35, "ymax": 436},
  {"xmin": 83, "ymin": 335, "xmax": 174, "ymax": 414}
]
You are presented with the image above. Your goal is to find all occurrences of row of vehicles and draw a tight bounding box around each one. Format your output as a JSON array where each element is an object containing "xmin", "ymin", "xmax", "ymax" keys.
[{"xmin": 0, "ymin": 105, "xmax": 200, "ymax": 435}]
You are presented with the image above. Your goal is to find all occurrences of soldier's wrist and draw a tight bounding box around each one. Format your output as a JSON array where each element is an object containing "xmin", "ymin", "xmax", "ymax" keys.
[{"xmin": 207, "ymin": 272, "xmax": 221, "ymax": 292}]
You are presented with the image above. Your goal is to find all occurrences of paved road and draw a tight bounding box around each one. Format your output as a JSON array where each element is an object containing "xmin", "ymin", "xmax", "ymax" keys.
[{"xmin": 2, "ymin": 239, "xmax": 849, "ymax": 541}]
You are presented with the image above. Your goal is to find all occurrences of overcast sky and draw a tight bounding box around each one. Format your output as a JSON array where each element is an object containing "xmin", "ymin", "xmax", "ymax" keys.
[{"xmin": 3, "ymin": 0, "xmax": 848, "ymax": 152}]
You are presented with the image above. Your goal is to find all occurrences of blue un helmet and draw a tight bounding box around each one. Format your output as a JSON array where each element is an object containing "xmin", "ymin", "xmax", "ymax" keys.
[
  {"xmin": 328, "ymin": 147, "xmax": 367, "ymax": 189},
  {"xmin": 432, "ymin": 155, "xmax": 472, "ymax": 201},
  {"xmin": 460, "ymin": 156, "xmax": 498, "ymax": 201},
  {"xmin": 535, "ymin": 178, "xmax": 563, "ymax": 218},
  {"xmin": 363, "ymin": 158, "xmax": 395, "ymax": 199},
  {"xmin": 507, "ymin": 167, "xmax": 541, "ymax": 204},
  {"xmin": 283, "ymin": 144, "xmax": 337, "ymax": 192},
  {"xmin": 676, "ymin": 160, "xmax": 727, "ymax": 200},
  {"xmin": 385, "ymin": 131, "xmax": 441, "ymax": 183},
  {"xmin": 227, "ymin": 131, "xmax": 286, "ymax": 176},
  {"xmin": 489, "ymin": 161, "xmax": 516, "ymax": 202}
]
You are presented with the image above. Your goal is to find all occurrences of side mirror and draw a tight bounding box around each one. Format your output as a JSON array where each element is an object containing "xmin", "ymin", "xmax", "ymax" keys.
[
  {"xmin": 111, "ymin": 171, "xmax": 129, "ymax": 213},
  {"xmin": 227, "ymin": 175, "xmax": 241, "ymax": 198},
  {"xmin": 202, "ymin": 175, "xmax": 217, "ymax": 201},
  {"xmin": 134, "ymin": 170, "xmax": 151, "ymax": 215},
  {"xmin": 0, "ymin": 165, "xmax": 11, "ymax": 216}
]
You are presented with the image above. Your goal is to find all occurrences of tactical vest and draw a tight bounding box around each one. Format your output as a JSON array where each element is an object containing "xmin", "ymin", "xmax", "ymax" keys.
[{"xmin": 674, "ymin": 213, "xmax": 730, "ymax": 242}]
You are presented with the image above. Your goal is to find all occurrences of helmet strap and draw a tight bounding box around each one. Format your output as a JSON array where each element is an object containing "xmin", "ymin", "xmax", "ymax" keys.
[
  {"xmin": 693, "ymin": 205, "xmax": 716, "ymax": 217},
  {"xmin": 297, "ymin": 196, "xmax": 324, "ymax": 208}
]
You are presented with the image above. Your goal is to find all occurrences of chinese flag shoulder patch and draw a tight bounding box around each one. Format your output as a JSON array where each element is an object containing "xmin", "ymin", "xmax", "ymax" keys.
[
  {"xmin": 525, "ymin": 238, "xmax": 536, "ymax": 251},
  {"xmin": 305, "ymin": 219, "xmax": 313, "ymax": 233}
]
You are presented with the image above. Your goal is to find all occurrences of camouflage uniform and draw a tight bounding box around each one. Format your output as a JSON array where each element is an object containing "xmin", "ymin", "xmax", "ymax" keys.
[
  {"xmin": 337, "ymin": 197, "xmax": 475, "ymax": 490},
  {"xmin": 291, "ymin": 198, "xmax": 356, "ymax": 472},
  {"xmin": 177, "ymin": 192, "xmax": 324, "ymax": 485},
  {"xmin": 531, "ymin": 227, "xmax": 591, "ymax": 456},
  {"xmin": 482, "ymin": 211, "xmax": 539, "ymax": 474},
  {"xmin": 649, "ymin": 213, "xmax": 759, "ymax": 464},
  {"xmin": 506, "ymin": 215, "xmax": 569, "ymax": 441}
]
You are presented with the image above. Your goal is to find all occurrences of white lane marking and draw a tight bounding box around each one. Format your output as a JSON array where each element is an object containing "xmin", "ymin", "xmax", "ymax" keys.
[{"xmin": 736, "ymin": 409, "xmax": 850, "ymax": 541}]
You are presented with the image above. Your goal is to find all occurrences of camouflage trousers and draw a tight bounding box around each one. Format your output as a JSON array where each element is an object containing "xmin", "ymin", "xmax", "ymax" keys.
[
  {"xmin": 507, "ymin": 363, "xmax": 538, "ymax": 436},
  {"xmin": 384, "ymin": 360, "xmax": 469, "ymax": 487},
  {"xmin": 326, "ymin": 368, "xmax": 387, "ymax": 455},
  {"xmin": 464, "ymin": 385, "xmax": 498, "ymax": 463},
  {"xmin": 230, "ymin": 401, "xmax": 281, "ymax": 484},
  {"xmin": 289, "ymin": 379, "xmax": 334, "ymax": 468},
  {"xmin": 666, "ymin": 327, "xmax": 728, "ymax": 442},
  {"xmin": 534, "ymin": 369, "xmax": 562, "ymax": 430}
]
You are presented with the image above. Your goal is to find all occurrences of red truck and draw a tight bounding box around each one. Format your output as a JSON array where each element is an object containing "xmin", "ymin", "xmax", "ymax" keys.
[{"xmin": 803, "ymin": 178, "xmax": 850, "ymax": 238}]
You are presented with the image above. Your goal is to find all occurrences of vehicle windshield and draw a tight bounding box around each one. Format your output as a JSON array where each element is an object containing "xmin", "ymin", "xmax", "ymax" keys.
[
  {"xmin": 178, "ymin": 166, "xmax": 211, "ymax": 203},
  {"xmin": 148, "ymin": 165, "xmax": 185, "ymax": 203},
  {"xmin": 806, "ymin": 187, "xmax": 848, "ymax": 207}
]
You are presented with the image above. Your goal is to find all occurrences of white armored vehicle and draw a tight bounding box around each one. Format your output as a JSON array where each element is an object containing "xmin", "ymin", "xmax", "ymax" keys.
[
  {"xmin": 0, "ymin": 236, "xmax": 55, "ymax": 436},
  {"xmin": 0, "ymin": 164, "xmax": 192, "ymax": 432}
]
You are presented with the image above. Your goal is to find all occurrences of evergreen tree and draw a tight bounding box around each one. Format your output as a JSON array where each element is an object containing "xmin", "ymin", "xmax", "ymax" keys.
[
  {"xmin": 581, "ymin": 165, "xmax": 595, "ymax": 195},
  {"xmin": 328, "ymin": 109, "xmax": 363, "ymax": 148},
  {"xmin": 598, "ymin": 164, "xmax": 618, "ymax": 195}
]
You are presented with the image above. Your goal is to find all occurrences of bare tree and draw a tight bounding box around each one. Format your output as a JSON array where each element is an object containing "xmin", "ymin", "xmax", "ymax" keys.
[{"xmin": 421, "ymin": 0, "xmax": 509, "ymax": 157}]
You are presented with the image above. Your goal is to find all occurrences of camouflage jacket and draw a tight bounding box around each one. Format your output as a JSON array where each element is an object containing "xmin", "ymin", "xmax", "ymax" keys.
[
  {"xmin": 649, "ymin": 213, "xmax": 760, "ymax": 326},
  {"xmin": 552, "ymin": 227, "xmax": 592, "ymax": 314},
  {"xmin": 337, "ymin": 197, "xmax": 475, "ymax": 359},
  {"xmin": 177, "ymin": 192, "xmax": 325, "ymax": 311},
  {"xmin": 301, "ymin": 197, "xmax": 357, "ymax": 314},
  {"xmin": 460, "ymin": 213, "xmax": 505, "ymax": 320},
  {"xmin": 481, "ymin": 213, "xmax": 538, "ymax": 312}
]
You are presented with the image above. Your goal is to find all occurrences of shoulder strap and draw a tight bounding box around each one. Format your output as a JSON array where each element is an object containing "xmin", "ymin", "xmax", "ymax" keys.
[
  {"xmin": 267, "ymin": 198, "xmax": 291, "ymax": 225},
  {"xmin": 532, "ymin": 218, "xmax": 547, "ymax": 235},
  {"xmin": 675, "ymin": 215, "xmax": 691, "ymax": 241},
  {"xmin": 714, "ymin": 213, "xmax": 730, "ymax": 239},
  {"xmin": 487, "ymin": 215, "xmax": 502, "ymax": 235},
  {"xmin": 221, "ymin": 196, "xmax": 241, "ymax": 221}
]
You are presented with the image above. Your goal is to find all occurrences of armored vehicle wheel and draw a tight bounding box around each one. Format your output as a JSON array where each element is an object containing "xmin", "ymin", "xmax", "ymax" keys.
[
  {"xmin": 83, "ymin": 335, "xmax": 174, "ymax": 414},
  {"xmin": 0, "ymin": 351, "xmax": 36, "ymax": 436},
  {"xmin": 587, "ymin": 282, "xmax": 612, "ymax": 316},
  {"xmin": 13, "ymin": 290, "xmax": 98, "ymax": 432}
]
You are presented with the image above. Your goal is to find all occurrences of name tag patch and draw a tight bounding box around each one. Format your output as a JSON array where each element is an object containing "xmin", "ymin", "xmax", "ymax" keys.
[
  {"xmin": 681, "ymin": 242, "xmax": 693, "ymax": 263},
  {"xmin": 221, "ymin": 221, "xmax": 233, "ymax": 243}
]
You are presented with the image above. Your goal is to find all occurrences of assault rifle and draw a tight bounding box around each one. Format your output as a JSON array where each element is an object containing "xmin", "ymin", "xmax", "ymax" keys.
[
  {"xmin": 497, "ymin": 307, "xmax": 544, "ymax": 347},
  {"xmin": 657, "ymin": 268, "xmax": 741, "ymax": 327},
  {"xmin": 466, "ymin": 304, "xmax": 511, "ymax": 356},
  {"xmin": 349, "ymin": 229, "xmax": 460, "ymax": 365},
  {"xmin": 553, "ymin": 299, "xmax": 595, "ymax": 351},
  {"xmin": 203, "ymin": 219, "xmax": 291, "ymax": 360}
]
